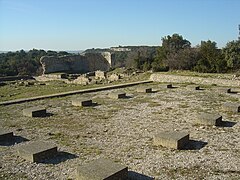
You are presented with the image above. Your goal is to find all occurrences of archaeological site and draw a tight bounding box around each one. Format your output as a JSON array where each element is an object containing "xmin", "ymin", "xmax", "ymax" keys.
[{"xmin": 0, "ymin": 66, "xmax": 240, "ymax": 179}]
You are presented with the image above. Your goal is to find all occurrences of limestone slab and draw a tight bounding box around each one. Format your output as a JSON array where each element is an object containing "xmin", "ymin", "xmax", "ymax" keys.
[
  {"xmin": 137, "ymin": 87, "xmax": 152, "ymax": 93},
  {"xmin": 108, "ymin": 92, "xmax": 126, "ymax": 99},
  {"xmin": 197, "ymin": 112, "xmax": 222, "ymax": 126},
  {"xmin": 222, "ymin": 102, "xmax": 240, "ymax": 113},
  {"xmin": 76, "ymin": 158, "xmax": 128, "ymax": 180},
  {"xmin": 17, "ymin": 141, "xmax": 57, "ymax": 162},
  {"xmin": 72, "ymin": 99, "xmax": 93, "ymax": 107},
  {"xmin": 153, "ymin": 131, "xmax": 189, "ymax": 149},
  {"xmin": 0, "ymin": 128, "xmax": 14, "ymax": 142},
  {"xmin": 23, "ymin": 107, "xmax": 46, "ymax": 117}
]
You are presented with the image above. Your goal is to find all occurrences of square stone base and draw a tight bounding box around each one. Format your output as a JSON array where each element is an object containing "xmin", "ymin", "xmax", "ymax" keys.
[
  {"xmin": 72, "ymin": 99, "xmax": 93, "ymax": 107},
  {"xmin": 187, "ymin": 85, "xmax": 200, "ymax": 90},
  {"xmin": 222, "ymin": 102, "xmax": 240, "ymax": 113},
  {"xmin": 153, "ymin": 131, "xmax": 189, "ymax": 149},
  {"xmin": 197, "ymin": 113, "xmax": 222, "ymax": 126},
  {"xmin": 137, "ymin": 87, "xmax": 152, "ymax": 93},
  {"xmin": 108, "ymin": 92, "xmax": 126, "ymax": 99},
  {"xmin": 76, "ymin": 158, "xmax": 128, "ymax": 180},
  {"xmin": 23, "ymin": 107, "xmax": 46, "ymax": 117},
  {"xmin": 217, "ymin": 87, "xmax": 231, "ymax": 93},
  {"xmin": 17, "ymin": 141, "xmax": 57, "ymax": 163}
]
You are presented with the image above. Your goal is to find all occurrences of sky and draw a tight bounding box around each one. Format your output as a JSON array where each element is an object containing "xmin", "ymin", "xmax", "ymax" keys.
[{"xmin": 0, "ymin": 0, "xmax": 239, "ymax": 51}]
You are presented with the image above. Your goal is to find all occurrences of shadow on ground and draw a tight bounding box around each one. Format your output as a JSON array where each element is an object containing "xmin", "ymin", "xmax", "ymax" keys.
[
  {"xmin": 124, "ymin": 95, "xmax": 134, "ymax": 99},
  {"xmin": 219, "ymin": 120, "xmax": 237, "ymax": 127},
  {"xmin": 0, "ymin": 136, "xmax": 29, "ymax": 146},
  {"xmin": 36, "ymin": 112, "xmax": 54, "ymax": 118},
  {"xmin": 128, "ymin": 171, "xmax": 154, "ymax": 180},
  {"xmin": 43, "ymin": 151, "xmax": 78, "ymax": 164},
  {"xmin": 91, "ymin": 102, "xmax": 101, "ymax": 107},
  {"xmin": 183, "ymin": 140, "xmax": 208, "ymax": 150}
]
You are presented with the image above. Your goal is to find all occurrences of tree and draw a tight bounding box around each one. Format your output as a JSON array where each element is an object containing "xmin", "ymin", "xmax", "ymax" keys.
[
  {"xmin": 162, "ymin": 34, "xmax": 191, "ymax": 53},
  {"xmin": 153, "ymin": 34, "xmax": 192, "ymax": 71},
  {"xmin": 194, "ymin": 40, "xmax": 226, "ymax": 73},
  {"xmin": 222, "ymin": 40, "xmax": 240, "ymax": 70},
  {"xmin": 151, "ymin": 46, "xmax": 168, "ymax": 71},
  {"xmin": 0, "ymin": 49, "xmax": 71, "ymax": 76}
]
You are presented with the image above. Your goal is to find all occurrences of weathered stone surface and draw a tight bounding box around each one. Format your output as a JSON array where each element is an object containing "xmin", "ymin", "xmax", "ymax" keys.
[
  {"xmin": 72, "ymin": 76, "xmax": 90, "ymax": 85},
  {"xmin": 153, "ymin": 131, "xmax": 189, "ymax": 149},
  {"xmin": 40, "ymin": 53, "xmax": 110, "ymax": 75},
  {"xmin": 95, "ymin": 70, "xmax": 107, "ymax": 80},
  {"xmin": 222, "ymin": 102, "xmax": 240, "ymax": 113},
  {"xmin": 76, "ymin": 158, "xmax": 128, "ymax": 180},
  {"xmin": 72, "ymin": 99, "xmax": 93, "ymax": 107},
  {"xmin": 108, "ymin": 92, "xmax": 126, "ymax": 99},
  {"xmin": 197, "ymin": 112, "xmax": 222, "ymax": 126},
  {"xmin": 108, "ymin": 74, "xmax": 120, "ymax": 82},
  {"xmin": 17, "ymin": 141, "xmax": 57, "ymax": 163},
  {"xmin": 137, "ymin": 87, "xmax": 152, "ymax": 93},
  {"xmin": 0, "ymin": 128, "xmax": 14, "ymax": 142},
  {"xmin": 23, "ymin": 107, "xmax": 47, "ymax": 117}
]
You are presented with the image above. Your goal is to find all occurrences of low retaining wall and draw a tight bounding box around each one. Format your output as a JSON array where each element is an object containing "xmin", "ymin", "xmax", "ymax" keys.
[
  {"xmin": 0, "ymin": 80, "xmax": 152, "ymax": 106},
  {"xmin": 150, "ymin": 73, "xmax": 240, "ymax": 87}
]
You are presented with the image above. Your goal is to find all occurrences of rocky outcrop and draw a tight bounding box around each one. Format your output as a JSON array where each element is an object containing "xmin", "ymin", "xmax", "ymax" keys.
[{"xmin": 40, "ymin": 53, "xmax": 110, "ymax": 74}]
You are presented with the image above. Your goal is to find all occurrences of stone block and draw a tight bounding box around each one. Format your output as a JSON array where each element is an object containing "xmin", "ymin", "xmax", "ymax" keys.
[
  {"xmin": 72, "ymin": 99, "xmax": 93, "ymax": 107},
  {"xmin": 23, "ymin": 107, "xmax": 46, "ymax": 117},
  {"xmin": 197, "ymin": 112, "xmax": 222, "ymax": 126},
  {"xmin": 76, "ymin": 158, "xmax": 128, "ymax": 180},
  {"xmin": 108, "ymin": 74, "xmax": 120, "ymax": 82},
  {"xmin": 217, "ymin": 87, "xmax": 231, "ymax": 93},
  {"xmin": 137, "ymin": 87, "xmax": 152, "ymax": 93},
  {"xmin": 153, "ymin": 131, "xmax": 189, "ymax": 149},
  {"xmin": 187, "ymin": 85, "xmax": 200, "ymax": 90},
  {"xmin": 222, "ymin": 102, "xmax": 240, "ymax": 113},
  {"xmin": 17, "ymin": 141, "xmax": 57, "ymax": 163},
  {"xmin": 0, "ymin": 128, "xmax": 14, "ymax": 142},
  {"xmin": 108, "ymin": 92, "xmax": 126, "ymax": 99}
]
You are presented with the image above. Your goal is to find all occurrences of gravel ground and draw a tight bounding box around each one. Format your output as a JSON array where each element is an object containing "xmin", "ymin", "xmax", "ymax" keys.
[{"xmin": 0, "ymin": 82, "xmax": 240, "ymax": 180}]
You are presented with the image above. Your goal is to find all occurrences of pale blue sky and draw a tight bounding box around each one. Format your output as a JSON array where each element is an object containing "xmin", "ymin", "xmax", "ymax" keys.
[{"xmin": 0, "ymin": 0, "xmax": 239, "ymax": 51}]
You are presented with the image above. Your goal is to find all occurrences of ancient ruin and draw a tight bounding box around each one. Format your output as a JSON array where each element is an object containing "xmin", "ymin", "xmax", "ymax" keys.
[
  {"xmin": 108, "ymin": 92, "xmax": 126, "ymax": 99},
  {"xmin": 23, "ymin": 107, "xmax": 47, "ymax": 117},
  {"xmin": 153, "ymin": 131, "xmax": 190, "ymax": 149},
  {"xmin": 197, "ymin": 112, "xmax": 223, "ymax": 126},
  {"xmin": 222, "ymin": 102, "xmax": 240, "ymax": 113},
  {"xmin": 72, "ymin": 99, "xmax": 93, "ymax": 107},
  {"xmin": 76, "ymin": 158, "xmax": 128, "ymax": 180},
  {"xmin": 137, "ymin": 87, "xmax": 152, "ymax": 93},
  {"xmin": 40, "ymin": 53, "xmax": 111, "ymax": 75},
  {"xmin": 17, "ymin": 141, "xmax": 58, "ymax": 163}
]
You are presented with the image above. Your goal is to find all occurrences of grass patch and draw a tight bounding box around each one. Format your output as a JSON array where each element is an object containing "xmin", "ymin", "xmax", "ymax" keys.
[{"xmin": 0, "ymin": 73, "xmax": 152, "ymax": 102}]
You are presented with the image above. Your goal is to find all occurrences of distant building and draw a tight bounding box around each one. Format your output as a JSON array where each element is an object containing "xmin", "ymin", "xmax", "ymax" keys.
[{"xmin": 110, "ymin": 47, "xmax": 131, "ymax": 52}]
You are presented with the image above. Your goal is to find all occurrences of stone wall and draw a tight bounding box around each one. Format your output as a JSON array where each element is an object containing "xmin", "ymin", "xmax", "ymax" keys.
[
  {"xmin": 150, "ymin": 73, "xmax": 240, "ymax": 87},
  {"xmin": 40, "ymin": 53, "xmax": 110, "ymax": 74}
]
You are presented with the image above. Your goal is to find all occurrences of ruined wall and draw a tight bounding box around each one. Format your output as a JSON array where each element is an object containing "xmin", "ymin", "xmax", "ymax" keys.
[
  {"xmin": 150, "ymin": 73, "xmax": 240, "ymax": 87},
  {"xmin": 40, "ymin": 53, "xmax": 110, "ymax": 74}
]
